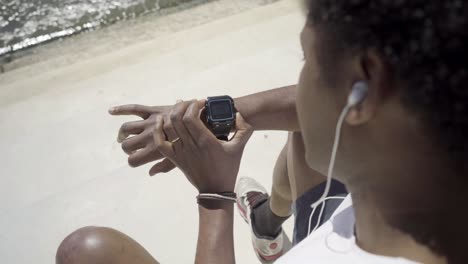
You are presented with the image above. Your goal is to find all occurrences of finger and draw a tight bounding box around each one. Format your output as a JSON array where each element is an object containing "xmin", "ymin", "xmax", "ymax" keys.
[
  {"xmin": 121, "ymin": 131, "xmax": 151, "ymax": 155},
  {"xmin": 197, "ymin": 99, "xmax": 207, "ymax": 123},
  {"xmin": 197, "ymin": 99, "xmax": 207, "ymax": 106},
  {"xmin": 183, "ymin": 100, "xmax": 216, "ymax": 145},
  {"xmin": 128, "ymin": 147, "xmax": 158, "ymax": 167},
  {"xmin": 153, "ymin": 116, "xmax": 175, "ymax": 159},
  {"xmin": 149, "ymin": 158, "xmax": 176, "ymax": 176},
  {"xmin": 163, "ymin": 115, "xmax": 178, "ymax": 141},
  {"xmin": 117, "ymin": 120, "xmax": 147, "ymax": 143},
  {"xmin": 163, "ymin": 115, "xmax": 183, "ymax": 154},
  {"xmin": 109, "ymin": 104, "xmax": 153, "ymax": 119},
  {"xmin": 170, "ymin": 100, "xmax": 196, "ymax": 147},
  {"xmin": 227, "ymin": 113, "xmax": 253, "ymax": 146}
]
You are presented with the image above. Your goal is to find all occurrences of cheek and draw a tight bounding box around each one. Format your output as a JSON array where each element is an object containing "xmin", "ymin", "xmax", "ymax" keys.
[
  {"xmin": 296, "ymin": 64, "xmax": 337, "ymax": 175},
  {"xmin": 296, "ymin": 66, "xmax": 314, "ymax": 131}
]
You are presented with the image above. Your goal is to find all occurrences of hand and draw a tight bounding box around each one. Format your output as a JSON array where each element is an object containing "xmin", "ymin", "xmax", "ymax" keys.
[
  {"xmin": 153, "ymin": 100, "xmax": 253, "ymax": 193},
  {"xmin": 109, "ymin": 104, "xmax": 177, "ymax": 175}
]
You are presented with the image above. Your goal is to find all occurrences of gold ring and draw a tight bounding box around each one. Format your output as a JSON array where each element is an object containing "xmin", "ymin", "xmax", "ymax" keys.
[{"xmin": 170, "ymin": 137, "xmax": 181, "ymax": 144}]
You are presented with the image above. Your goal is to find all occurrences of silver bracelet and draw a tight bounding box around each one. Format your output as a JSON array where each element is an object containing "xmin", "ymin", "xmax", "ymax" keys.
[{"xmin": 196, "ymin": 192, "xmax": 237, "ymax": 203}]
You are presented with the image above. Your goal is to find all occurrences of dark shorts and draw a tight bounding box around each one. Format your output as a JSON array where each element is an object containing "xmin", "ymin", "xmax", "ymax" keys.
[{"xmin": 292, "ymin": 179, "xmax": 348, "ymax": 245}]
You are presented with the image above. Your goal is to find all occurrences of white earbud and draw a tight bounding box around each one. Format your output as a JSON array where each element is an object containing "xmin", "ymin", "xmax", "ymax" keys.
[
  {"xmin": 307, "ymin": 81, "xmax": 369, "ymax": 235},
  {"xmin": 347, "ymin": 81, "xmax": 369, "ymax": 107}
]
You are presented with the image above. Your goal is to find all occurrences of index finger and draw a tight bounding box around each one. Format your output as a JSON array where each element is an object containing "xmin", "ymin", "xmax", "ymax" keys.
[{"xmin": 109, "ymin": 104, "xmax": 153, "ymax": 119}]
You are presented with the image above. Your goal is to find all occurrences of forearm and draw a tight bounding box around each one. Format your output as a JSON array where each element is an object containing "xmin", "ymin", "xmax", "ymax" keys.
[
  {"xmin": 234, "ymin": 85, "xmax": 299, "ymax": 132},
  {"xmin": 195, "ymin": 201, "xmax": 235, "ymax": 264}
]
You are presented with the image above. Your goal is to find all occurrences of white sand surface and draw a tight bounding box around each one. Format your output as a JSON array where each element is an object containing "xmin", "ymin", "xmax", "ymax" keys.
[{"xmin": 0, "ymin": 0, "xmax": 304, "ymax": 263}]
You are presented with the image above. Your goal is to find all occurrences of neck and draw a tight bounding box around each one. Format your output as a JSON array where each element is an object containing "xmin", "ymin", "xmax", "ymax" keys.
[
  {"xmin": 350, "ymin": 191, "xmax": 446, "ymax": 264},
  {"xmin": 346, "ymin": 154, "xmax": 448, "ymax": 264},
  {"xmin": 341, "ymin": 105, "xmax": 452, "ymax": 264}
]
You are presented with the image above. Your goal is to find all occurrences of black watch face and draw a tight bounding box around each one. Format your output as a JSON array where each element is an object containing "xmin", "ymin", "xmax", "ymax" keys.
[{"xmin": 209, "ymin": 100, "xmax": 234, "ymax": 120}]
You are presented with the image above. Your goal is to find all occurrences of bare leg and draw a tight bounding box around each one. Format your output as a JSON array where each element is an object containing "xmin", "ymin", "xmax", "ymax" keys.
[
  {"xmin": 269, "ymin": 141, "xmax": 293, "ymax": 217},
  {"xmin": 268, "ymin": 132, "xmax": 326, "ymax": 217},
  {"xmin": 286, "ymin": 132, "xmax": 326, "ymax": 201},
  {"xmin": 252, "ymin": 132, "xmax": 326, "ymax": 237},
  {"xmin": 56, "ymin": 226, "xmax": 159, "ymax": 264},
  {"xmin": 251, "ymin": 141, "xmax": 292, "ymax": 237}
]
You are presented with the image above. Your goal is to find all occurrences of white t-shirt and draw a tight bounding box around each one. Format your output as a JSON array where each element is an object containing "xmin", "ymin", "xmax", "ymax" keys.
[{"xmin": 277, "ymin": 195, "xmax": 418, "ymax": 264}]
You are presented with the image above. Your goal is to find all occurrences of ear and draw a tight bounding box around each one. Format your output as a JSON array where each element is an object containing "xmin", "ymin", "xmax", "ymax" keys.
[{"xmin": 346, "ymin": 50, "xmax": 393, "ymax": 125}]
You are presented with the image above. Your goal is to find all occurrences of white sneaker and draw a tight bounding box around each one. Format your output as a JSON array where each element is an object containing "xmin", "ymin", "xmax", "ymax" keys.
[{"xmin": 235, "ymin": 177, "xmax": 285, "ymax": 263}]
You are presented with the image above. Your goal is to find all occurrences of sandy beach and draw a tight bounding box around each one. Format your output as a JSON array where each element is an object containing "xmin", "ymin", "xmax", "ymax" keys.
[{"xmin": 0, "ymin": 0, "xmax": 304, "ymax": 263}]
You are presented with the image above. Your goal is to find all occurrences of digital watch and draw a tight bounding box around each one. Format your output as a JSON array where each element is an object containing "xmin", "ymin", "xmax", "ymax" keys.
[{"xmin": 205, "ymin": 96, "xmax": 237, "ymax": 141}]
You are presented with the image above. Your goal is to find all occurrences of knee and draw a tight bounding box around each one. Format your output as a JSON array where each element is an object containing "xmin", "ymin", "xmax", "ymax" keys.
[
  {"xmin": 287, "ymin": 132, "xmax": 304, "ymax": 148},
  {"xmin": 56, "ymin": 226, "xmax": 117, "ymax": 264}
]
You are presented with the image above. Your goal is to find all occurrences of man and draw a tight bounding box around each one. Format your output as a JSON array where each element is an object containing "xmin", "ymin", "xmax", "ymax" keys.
[
  {"xmin": 56, "ymin": 1, "xmax": 468, "ymax": 263},
  {"xmin": 107, "ymin": 87, "xmax": 348, "ymax": 261}
]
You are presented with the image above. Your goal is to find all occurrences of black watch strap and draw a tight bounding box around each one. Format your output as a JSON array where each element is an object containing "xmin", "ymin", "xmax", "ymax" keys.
[
  {"xmin": 211, "ymin": 121, "xmax": 234, "ymax": 141},
  {"xmin": 217, "ymin": 135, "xmax": 229, "ymax": 141}
]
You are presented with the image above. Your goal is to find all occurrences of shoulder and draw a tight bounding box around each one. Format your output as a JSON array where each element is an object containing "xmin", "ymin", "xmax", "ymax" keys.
[{"xmin": 277, "ymin": 195, "xmax": 354, "ymax": 263}]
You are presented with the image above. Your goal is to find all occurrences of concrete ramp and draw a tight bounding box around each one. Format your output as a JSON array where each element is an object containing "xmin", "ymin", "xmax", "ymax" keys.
[{"xmin": 0, "ymin": 1, "xmax": 303, "ymax": 263}]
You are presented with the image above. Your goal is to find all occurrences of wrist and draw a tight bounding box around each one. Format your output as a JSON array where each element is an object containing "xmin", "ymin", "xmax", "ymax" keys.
[
  {"xmin": 198, "ymin": 186, "xmax": 235, "ymax": 194},
  {"xmin": 198, "ymin": 199, "xmax": 234, "ymax": 210},
  {"xmin": 198, "ymin": 178, "xmax": 236, "ymax": 194}
]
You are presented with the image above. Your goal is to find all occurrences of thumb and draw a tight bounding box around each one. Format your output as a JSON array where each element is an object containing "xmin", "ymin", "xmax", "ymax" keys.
[{"xmin": 228, "ymin": 113, "xmax": 253, "ymax": 146}]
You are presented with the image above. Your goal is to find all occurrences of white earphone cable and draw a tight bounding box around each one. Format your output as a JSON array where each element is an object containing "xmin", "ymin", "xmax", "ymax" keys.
[
  {"xmin": 307, "ymin": 104, "xmax": 352, "ymax": 235},
  {"xmin": 307, "ymin": 196, "xmax": 347, "ymax": 235}
]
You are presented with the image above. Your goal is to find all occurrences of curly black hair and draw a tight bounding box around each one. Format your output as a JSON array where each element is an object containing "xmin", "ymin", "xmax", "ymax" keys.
[{"xmin": 306, "ymin": 0, "xmax": 468, "ymax": 263}]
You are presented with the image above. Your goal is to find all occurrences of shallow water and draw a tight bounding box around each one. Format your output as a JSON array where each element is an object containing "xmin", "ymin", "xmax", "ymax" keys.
[{"xmin": 0, "ymin": 0, "xmax": 169, "ymax": 57}]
